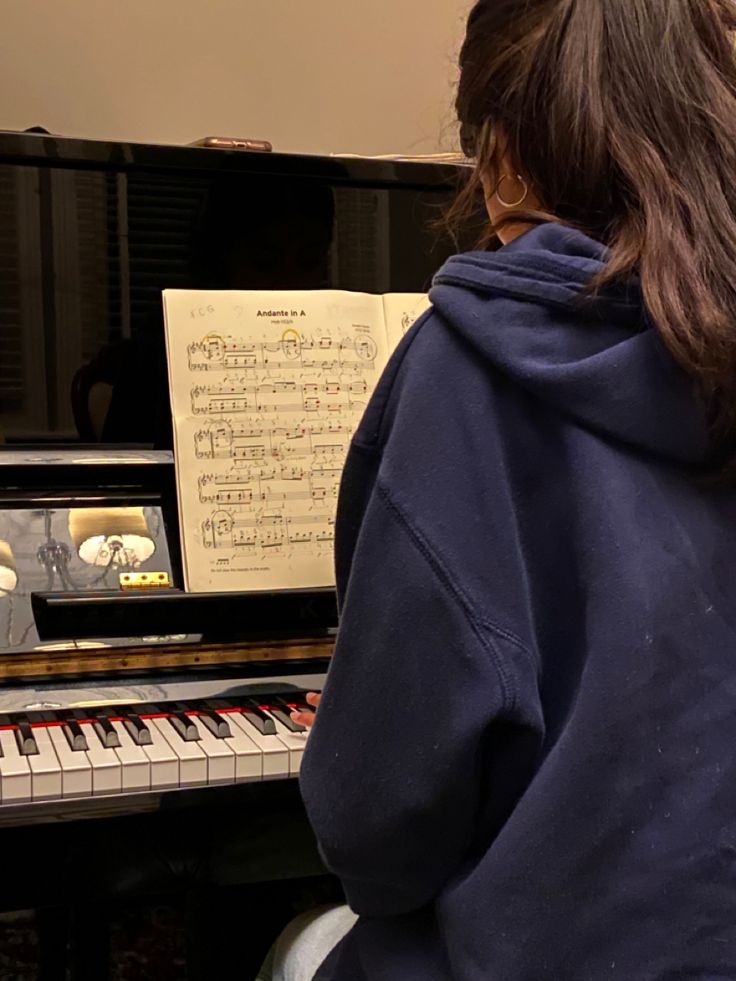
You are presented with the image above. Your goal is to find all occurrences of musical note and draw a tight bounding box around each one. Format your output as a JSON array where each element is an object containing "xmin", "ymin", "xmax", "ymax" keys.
[
  {"xmin": 187, "ymin": 332, "xmax": 379, "ymax": 373},
  {"xmin": 163, "ymin": 288, "xmax": 426, "ymax": 591}
]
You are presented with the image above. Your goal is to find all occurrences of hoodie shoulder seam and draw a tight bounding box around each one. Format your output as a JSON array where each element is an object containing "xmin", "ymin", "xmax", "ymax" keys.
[
  {"xmin": 377, "ymin": 480, "xmax": 538, "ymax": 710},
  {"xmin": 432, "ymin": 270, "xmax": 635, "ymax": 320},
  {"xmin": 434, "ymin": 271, "xmax": 578, "ymax": 313}
]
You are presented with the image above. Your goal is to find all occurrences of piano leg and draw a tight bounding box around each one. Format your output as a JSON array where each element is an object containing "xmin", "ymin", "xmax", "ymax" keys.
[
  {"xmin": 69, "ymin": 903, "xmax": 110, "ymax": 981},
  {"xmin": 36, "ymin": 906, "xmax": 69, "ymax": 981},
  {"xmin": 36, "ymin": 903, "xmax": 111, "ymax": 981}
]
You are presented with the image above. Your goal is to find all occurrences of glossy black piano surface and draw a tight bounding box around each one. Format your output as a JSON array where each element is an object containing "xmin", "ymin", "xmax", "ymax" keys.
[
  {"xmin": 0, "ymin": 136, "xmax": 469, "ymax": 970},
  {"xmin": 0, "ymin": 131, "xmax": 463, "ymax": 715},
  {"xmin": 0, "ymin": 131, "xmax": 471, "ymax": 447}
]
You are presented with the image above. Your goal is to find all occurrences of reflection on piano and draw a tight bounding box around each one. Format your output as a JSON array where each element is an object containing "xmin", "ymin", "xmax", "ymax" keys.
[{"xmin": 0, "ymin": 131, "xmax": 470, "ymax": 977}]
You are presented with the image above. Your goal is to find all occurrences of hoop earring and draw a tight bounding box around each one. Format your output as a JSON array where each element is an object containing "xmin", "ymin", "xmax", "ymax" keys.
[{"xmin": 495, "ymin": 174, "xmax": 529, "ymax": 209}]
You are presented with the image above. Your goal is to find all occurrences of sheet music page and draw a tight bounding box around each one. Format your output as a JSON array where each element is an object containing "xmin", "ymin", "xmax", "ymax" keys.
[
  {"xmin": 163, "ymin": 289, "xmax": 389, "ymax": 592},
  {"xmin": 381, "ymin": 293, "xmax": 432, "ymax": 351}
]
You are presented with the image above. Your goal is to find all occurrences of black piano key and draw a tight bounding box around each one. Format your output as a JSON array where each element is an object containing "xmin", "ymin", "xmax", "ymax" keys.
[
  {"xmin": 205, "ymin": 699, "xmax": 229, "ymax": 711},
  {"xmin": 168, "ymin": 711, "xmax": 200, "ymax": 742},
  {"xmin": 169, "ymin": 700, "xmax": 206, "ymax": 723},
  {"xmin": 214, "ymin": 698, "xmax": 274, "ymax": 735},
  {"xmin": 276, "ymin": 693, "xmax": 316, "ymax": 715},
  {"xmin": 59, "ymin": 709, "xmax": 95, "ymax": 726},
  {"xmin": 62, "ymin": 719, "xmax": 89, "ymax": 752},
  {"xmin": 134, "ymin": 703, "xmax": 166, "ymax": 717},
  {"xmin": 94, "ymin": 706, "xmax": 124, "ymax": 720},
  {"xmin": 208, "ymin": 697, "xmax": 284, "ymax": 736},
  {"xmin": 239, "ymin": 700, "xmax": 277, "ymax": 736},
  {"xmin": 183, "ymin": 704, "xmax": 231, "ymax": 740},
  {"xmin": 121, "ymin": 713, "xmax": 153, "ymax": 746},
  {"xmin": 168, "ymin": 701, "xmax": 190, "ymax": 713},
  {"xmin": 69, "ymin": 709, "xmax": 91, "ymax": 721},
  {"xmin": 15, "ymin": 723, "xmax": 38, "ymax": 756},
  {"xmin": 92, "ymin": 716, "xmax": 121, "ymax": 749},
  {"xmin": 0, "ymin": 715, "xmax": 41, "ymax": 759},
  {"xmin": 265, "ymin": 704, "xmax": 307, "ymax": 733},
  {"xmin": 202, "ymin": 709, "xmax": 232, "ymax": 740}
]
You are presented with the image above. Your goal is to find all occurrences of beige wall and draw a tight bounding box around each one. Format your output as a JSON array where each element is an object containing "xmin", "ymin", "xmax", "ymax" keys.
[{"xmin": 0, "ymin": 0, "xmax": 470, "ymax": 156}]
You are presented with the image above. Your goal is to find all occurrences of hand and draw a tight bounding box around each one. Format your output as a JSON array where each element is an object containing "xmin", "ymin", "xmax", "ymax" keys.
[{"xmin": 290, "ymin": 691, "xmax": 321, "ymax": 729}]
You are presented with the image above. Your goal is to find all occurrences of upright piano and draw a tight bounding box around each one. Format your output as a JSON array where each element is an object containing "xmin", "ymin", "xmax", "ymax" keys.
[{"xmin": 0, "ymin": 131, "xmax": 468, "ymax": 975}]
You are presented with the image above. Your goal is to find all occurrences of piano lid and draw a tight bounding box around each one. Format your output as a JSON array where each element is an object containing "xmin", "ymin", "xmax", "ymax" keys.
[
  {"xmin": 0, "ymin": 133, "xmax": 477, "ymax": 449},
  {"xmin": 0, "ymin": 131, "xmax": 464, "ymax": 186}
]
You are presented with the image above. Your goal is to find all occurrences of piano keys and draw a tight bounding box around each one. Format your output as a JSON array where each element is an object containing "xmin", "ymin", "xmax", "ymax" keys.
[{"xmin": 0, "ymin": 678, "xmax": 321, "ymax": 811}]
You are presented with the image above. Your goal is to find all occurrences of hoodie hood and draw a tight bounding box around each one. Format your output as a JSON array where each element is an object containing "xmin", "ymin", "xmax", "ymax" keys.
[{"xmin": 429, "ymin": 223, "xmax": 709, "ymax": 465}]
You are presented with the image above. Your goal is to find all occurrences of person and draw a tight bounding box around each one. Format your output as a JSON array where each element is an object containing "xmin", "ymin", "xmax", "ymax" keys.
[{"xmin": 259, "ymin": 0, "xmax": 736, "ymax": 978}]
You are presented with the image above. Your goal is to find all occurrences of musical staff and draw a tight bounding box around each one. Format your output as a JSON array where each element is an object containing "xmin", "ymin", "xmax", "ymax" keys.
[
  {"xmin": 187, "ymin": 332, "xmax": 379, "ymax": 372},
  {"xmin": 190, "ymin": 379, "xmax": 369, "ymax": 416},
  {"xmin": 201, "ymin": 510, "xmax": 335, "ymax": 551},
  {"xmin": 194, "ymin": 420, "xmax": 351, "ymax": 462},
  {"xmin": 164, "ymin": 289, "xmax": 428, "ymax": 591},
  {"xmin": 198, "ymin": 471, "xmax": 337, "ymax": 507}
]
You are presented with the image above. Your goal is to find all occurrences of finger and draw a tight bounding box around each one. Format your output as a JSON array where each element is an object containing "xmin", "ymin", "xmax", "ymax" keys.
[
  {"xmin": 290, "ymin": 710, "xmax": 316, "ymax": 728},
  {"xmin": 305, "ymin": 692, "xmax": 322, "ymax": 707}
]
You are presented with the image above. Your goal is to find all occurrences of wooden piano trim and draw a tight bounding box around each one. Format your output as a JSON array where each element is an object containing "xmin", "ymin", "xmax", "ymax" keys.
[{"xmin": 0, "ymin": 636, "xmax": 333, "ymax": 681}]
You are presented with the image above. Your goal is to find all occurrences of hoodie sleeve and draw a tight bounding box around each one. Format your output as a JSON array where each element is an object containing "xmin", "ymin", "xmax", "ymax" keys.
[{"xmin": 299, "ymin": 434, "xmax": 542, "ymax": 917}]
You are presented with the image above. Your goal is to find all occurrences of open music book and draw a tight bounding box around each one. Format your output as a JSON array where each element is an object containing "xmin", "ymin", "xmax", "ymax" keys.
[{"xmin": 162, "ymin": 290, "xmax": 430, "ymax": 592}]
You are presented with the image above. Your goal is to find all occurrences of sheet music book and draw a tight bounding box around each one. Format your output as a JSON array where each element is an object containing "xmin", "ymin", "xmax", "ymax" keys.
[{"xmin": 162, "ymin": 289, "xmax": 430, "ymax": 592}]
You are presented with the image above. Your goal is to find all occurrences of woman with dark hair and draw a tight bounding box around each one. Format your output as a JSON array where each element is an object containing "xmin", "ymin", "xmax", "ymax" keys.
[{"xmin": 260, "ymin": 1, "xmax": 736, "ymax": 978}]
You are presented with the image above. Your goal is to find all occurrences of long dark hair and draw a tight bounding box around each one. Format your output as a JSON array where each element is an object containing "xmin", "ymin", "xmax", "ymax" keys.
[{"xmin": 454, "ymin": 0, "xmax": 736, "ymax": 446}]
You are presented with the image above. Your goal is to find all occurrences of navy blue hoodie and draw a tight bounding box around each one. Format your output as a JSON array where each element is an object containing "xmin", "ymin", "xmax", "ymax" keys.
[{"xmin": 301, "ymin": 223, "xmax": 736, "ymax": 981}]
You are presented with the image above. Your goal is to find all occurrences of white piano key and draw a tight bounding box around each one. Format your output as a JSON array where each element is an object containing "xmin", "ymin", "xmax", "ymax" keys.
[
  {"xmin": 226, "ymin": 711, "xmax": 290, "ymax": 779},
  {"xmin": 138, "ymin": 718, "xmax": 179, "ymax": 789},
  {"xmin": 216, "ymin": 715, "xmax": 263, "ymax": 782},
  {"xmin": 265, "ymin": 714, "xmax": 310, "ymax": 776},
  {"xmin": 48, "ymin": 726, "xmax": 92, "ymax": 798},
  {"xmin": 84, "ymin": 723, "xmax": 123, "ymax": 795},
  {"xmin": 189, "ymin": 716, "xmax": 235, "ymax": 785},
  {"xmin": 151, "ymin": 718, "xmax": 207, "ymax": 787},
  {"xmin": 27, "ymin": 726, "xmax": 63, "ymax": 801},
  {"xmin": 0, "ymin": 729, "xmax": 31, "ymax": 802},
  {"xmin": 111, "ymin": 720, "xmax": 151, "ymax": 792}
]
